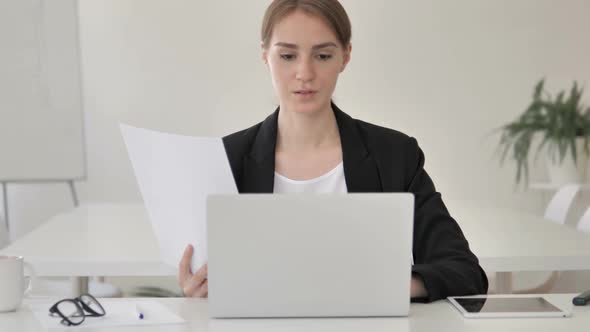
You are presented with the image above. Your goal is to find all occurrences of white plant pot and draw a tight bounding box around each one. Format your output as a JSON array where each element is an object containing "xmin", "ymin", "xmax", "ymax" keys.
[{"xmin": 545, "ymin": 139, "xmax": 589, "ymax": 186}]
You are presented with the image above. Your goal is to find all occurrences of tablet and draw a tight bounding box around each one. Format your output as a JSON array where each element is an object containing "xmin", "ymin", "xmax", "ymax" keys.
[{"xmin": 448, "ymin": 295, "xmax": 572, "ymax": 318}]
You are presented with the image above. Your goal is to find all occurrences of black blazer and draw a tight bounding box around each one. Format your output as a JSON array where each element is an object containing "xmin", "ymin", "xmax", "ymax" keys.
[{"xmin": 222, "ymin": 103, "xmax": 488, "ymax": 302}]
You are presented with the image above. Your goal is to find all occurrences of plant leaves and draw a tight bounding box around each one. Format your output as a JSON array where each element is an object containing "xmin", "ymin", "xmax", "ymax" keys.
[{"xmin": 496, "ymin": 79, "xmax": 590, "ymax": 185}]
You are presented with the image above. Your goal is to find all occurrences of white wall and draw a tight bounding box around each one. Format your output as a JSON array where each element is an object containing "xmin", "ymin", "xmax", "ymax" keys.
[
  {"xmin": 75, "ymin": 0, "xmax": 590, "ymax": 208},
  {"xmin": 2, "ymin": 0, "xmax": 590, "ymax": 287}
]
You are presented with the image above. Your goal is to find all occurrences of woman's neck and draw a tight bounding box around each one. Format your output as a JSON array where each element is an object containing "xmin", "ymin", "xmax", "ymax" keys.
[{"xmin": 276, "ymin": 103, "xmax": 340, "ymax": 153}]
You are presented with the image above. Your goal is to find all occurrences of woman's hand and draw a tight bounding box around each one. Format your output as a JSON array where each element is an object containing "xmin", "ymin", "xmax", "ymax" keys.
[
  {"xmin": 177, "ymin": 244, "xmax": 208, "ymax": 298},
  {"xmin": 410, "ymin": 276, "xmax": 428, "ymax": 299}
]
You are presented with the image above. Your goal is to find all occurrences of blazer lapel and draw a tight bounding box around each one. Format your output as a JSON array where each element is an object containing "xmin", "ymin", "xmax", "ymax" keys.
[
  {"xmin": 240, "ymin": 103, "xmax": 383, "ymax": 193},
  {"xmin": 333, "ymin": 104, "xmax": 383, "ymax": 193},
  {"xmin": 240, "ymin": 108, "xmax": 279, "ymax": 193}
]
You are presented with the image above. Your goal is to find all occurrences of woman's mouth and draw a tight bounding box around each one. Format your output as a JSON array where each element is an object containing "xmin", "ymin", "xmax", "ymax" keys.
[{"xmin": 293, "ymin": 90, "xmax": 317, "ymax": 99}]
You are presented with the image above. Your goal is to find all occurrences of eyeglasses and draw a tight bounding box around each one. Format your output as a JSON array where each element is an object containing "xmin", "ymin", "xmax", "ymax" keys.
[{"xmin": 48, "ymin": 293, "xmax": 106, "ymax": 326}]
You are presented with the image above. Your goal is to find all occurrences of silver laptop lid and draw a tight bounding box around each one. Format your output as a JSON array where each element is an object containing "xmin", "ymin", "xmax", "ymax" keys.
[{"xmin": 207, "ymin": 193, "xmax": 414, "ymax": 318}]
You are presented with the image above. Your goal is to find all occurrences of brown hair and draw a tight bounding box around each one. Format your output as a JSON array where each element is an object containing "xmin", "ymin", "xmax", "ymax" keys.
[{"xmin": 261, "ymin": 0, "xmax": 352, "ymax": 49}]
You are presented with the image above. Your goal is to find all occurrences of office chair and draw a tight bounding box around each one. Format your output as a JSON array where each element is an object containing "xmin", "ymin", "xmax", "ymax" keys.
[
  {"xmin": 487, "ymin": 184, "xmax": 582, "ymax": 294},
  {"xmin": 575, "ymin": 207, "xmax": 590, "ymax": 233},
  {"xmin": 512, "ymin": 183, "xmax": 582, "ymax": 294}
]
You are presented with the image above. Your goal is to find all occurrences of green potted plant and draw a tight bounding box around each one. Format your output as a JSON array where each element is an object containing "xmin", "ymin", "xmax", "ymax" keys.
[{"xmin": 497, "ymin": 79, "xmax": 590, "ymax": 186}]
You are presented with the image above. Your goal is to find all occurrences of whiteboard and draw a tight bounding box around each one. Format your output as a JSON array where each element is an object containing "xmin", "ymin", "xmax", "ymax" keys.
[{"xmin": 0, "ymin": 0, "xmax": 85, "ymax": 181}]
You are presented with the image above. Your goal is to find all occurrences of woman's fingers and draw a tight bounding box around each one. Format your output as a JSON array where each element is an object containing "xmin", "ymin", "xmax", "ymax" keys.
[
  {"xmin": 195, "ymin": 263, "xmax": 208, "ymax": 280},
  {"xmin": 194, "ymin": 280, "xmax": 209, "ymax": 298},
  {"xmin": 184, "ymin": 279, "xmax": 208, "ymax": 298},
  {"xmin": 183, "ymin": 264, "xmax": 208, "ymax": 297},
  {"xmin": 178, "ymin": 244, "xmax": 193, "ymax": 286},
  {"xmin": 177, "ymin": 246, "xmax": 209, "ymax": 298}
]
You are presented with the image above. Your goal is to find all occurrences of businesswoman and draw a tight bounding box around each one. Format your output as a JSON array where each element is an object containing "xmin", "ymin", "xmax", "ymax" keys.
[{"xmin": 178, "ymin": 0, "xmax": 488, "ymax": 302}]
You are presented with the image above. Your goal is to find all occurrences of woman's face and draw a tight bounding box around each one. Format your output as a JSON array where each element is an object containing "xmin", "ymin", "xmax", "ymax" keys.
[{"xmin": 263, "ymin": 10, "xmax": 351, "ymax": 115}]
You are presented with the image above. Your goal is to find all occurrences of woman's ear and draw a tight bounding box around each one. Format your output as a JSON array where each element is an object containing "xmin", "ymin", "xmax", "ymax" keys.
[
  {"xmin": 261, "ymin": 41, "xmax": 268, "ymax": 66},
  {"xmin": 341, "ymin": 43, "xmax": 352, "ymax": 72}
]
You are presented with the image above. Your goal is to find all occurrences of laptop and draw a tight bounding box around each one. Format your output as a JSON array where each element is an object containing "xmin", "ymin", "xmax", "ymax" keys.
[{"xmin": 206, "ymin": 193, "xmax": 414, "ymax": 318}]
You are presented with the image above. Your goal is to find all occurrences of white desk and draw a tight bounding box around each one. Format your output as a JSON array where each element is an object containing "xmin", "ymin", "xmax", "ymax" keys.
[
  {"xmin": 0, "ymin": 294, "xmax": 588, "ymax": 332},
  {"xmin": 0, "ymin": 204, "xmax": 174, "ymax": 277},
  {"xmin": 529, "ymin": 182, "xmax": 590, "ymax": 191},
  {"xmin": 2, "ymin": 202, "xmax": 590, "ymax": 293},
  {"xmin": 449, "ymin": 203, "xmax": 590, "ymax": 273},
  {"xmin": 449, "ymin": 202, "xmax": 590, "ymax": 293}
]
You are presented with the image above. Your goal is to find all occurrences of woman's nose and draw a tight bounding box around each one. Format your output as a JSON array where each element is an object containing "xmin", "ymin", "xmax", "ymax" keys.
[{"xmin": 295, "ymin": 59, "xmax": 315, "ymax": 82}]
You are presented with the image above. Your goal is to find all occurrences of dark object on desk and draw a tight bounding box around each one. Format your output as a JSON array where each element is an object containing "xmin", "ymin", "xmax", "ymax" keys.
[
  {"xmin": 49, "ymin": 293, "xmax": 106, "ymax": 326},
  {"xmin": 573, "ymin": 290, "xmax": 590, "ymax": 306}
]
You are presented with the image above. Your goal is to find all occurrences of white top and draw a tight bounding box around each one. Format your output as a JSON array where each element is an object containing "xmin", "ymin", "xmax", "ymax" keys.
[{"xmin": 273, "ymin": 162, "xmax": 348, "ymax": 194}]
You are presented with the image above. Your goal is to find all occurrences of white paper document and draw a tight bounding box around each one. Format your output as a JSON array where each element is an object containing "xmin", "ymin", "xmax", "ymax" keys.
[
  {"xmin": 120, "ymin": 124, "xmax": 238, "ymax": 273},
  {"xmin": 30, "ymin": 299, "xmax": 185, "ymax": 330}
]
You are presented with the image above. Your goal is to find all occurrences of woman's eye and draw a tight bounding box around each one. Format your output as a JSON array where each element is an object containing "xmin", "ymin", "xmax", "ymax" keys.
[
  {"xmin": 317, "ymin": 54, "xmax": 333, "ymax": 61},
  {"xmin": 280, "ymin": 54, "xmax": 296, "ymax": 61}
]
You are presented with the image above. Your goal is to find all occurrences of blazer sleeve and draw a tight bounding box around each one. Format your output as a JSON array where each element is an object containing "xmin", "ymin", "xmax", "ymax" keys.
[{"xmin": 405, "ymin": 137, "xmax": 488, "ymax": 302}]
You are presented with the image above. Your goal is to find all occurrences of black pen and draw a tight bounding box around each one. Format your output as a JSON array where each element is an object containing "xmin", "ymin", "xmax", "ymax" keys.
[{"xmin": 573, "ymin": 290, "xmax": 590, "ymax": 306}]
